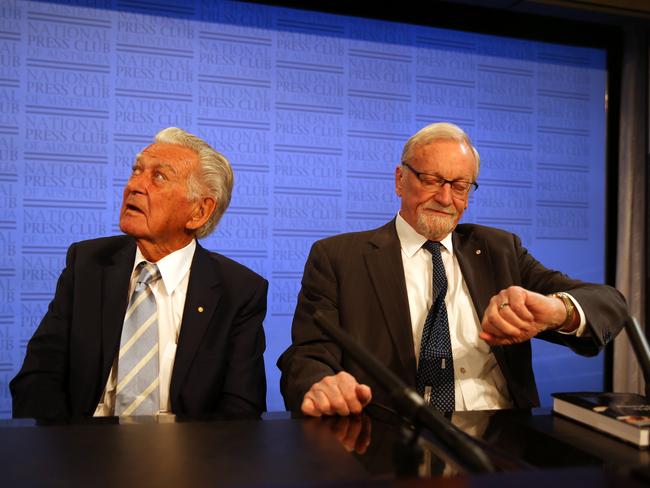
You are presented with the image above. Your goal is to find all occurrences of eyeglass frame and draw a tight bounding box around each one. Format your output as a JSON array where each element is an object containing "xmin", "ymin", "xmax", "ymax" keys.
[{"xmin": 401, "ymin": 162, "xmax": 479, "ymax": 196}]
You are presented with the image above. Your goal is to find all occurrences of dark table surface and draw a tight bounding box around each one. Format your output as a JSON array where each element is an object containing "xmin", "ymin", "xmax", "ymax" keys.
[{"xmin": 2, "ymin": 408, "xmax": 649, "ymax": 487}]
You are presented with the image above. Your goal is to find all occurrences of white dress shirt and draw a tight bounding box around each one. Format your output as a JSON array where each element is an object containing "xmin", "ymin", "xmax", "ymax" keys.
[
  {"xmin": 396, "ymin": 214, "xmax": 513, "ymax": 410},
  {"xmin": 395, "ymin": 214, "xmax": 587, "ymax": 411},
  {"xmin": 94, "ymin": 239, "xmax": 195, "ymax": 416}
]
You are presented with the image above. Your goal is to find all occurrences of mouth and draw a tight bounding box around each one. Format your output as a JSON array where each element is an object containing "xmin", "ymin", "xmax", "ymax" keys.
[
  {"xmin": 422, "ymin": 206, "xmax": 455, "ymax": 217},
  {"xmin": 123, "ymin": 202, "xmax": 145, "ymax": 215}
]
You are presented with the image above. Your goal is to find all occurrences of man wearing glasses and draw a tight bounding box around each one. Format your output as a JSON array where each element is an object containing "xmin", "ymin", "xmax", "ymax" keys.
[{"xmin": 278, "ymin": 122, "xmax": 627, "ymax": 417}]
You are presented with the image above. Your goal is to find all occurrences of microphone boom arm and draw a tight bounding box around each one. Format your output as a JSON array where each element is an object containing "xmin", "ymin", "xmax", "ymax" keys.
[{"xmin": 312, "ymin": 310, "xmax": 495, "ymax": 474}]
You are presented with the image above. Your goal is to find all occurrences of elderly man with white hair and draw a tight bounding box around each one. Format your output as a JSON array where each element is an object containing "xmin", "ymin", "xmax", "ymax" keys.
[
  {"xmin": 279, "ymin": 122, "xmax": 628, "ymax": 417},
  {"xmin": 12, "ymin": 127, "xmax": 267, "ymax": 418}
]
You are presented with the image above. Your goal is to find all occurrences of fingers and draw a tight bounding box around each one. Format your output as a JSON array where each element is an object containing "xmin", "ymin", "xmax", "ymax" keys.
[
  {"xmin": 479, "ymin": 330, "xmax": 523, "ymax": 346},
  {"xmin": 481, "ymin": 286, "xmax": 538, "ymax": 345},
  {"xmin": 300, "ymin": 396, "xmax": 321, "ymax": 417},
  {"xmin": 301, "ymin": 371, "xmax": 372, "ymax": 417},
  {"xmin": 504, "ymin": 288, "xmax": 535, "ymax": 323},
  {"xmin": 355, "ymin": 384, "xmax": 372, "ymax": 408}
]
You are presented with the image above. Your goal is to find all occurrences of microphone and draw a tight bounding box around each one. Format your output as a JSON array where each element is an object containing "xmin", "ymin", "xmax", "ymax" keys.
[
  {"xmin": 624, "ymin": 316, "xmax": 650, "ymax": 399},
  {"xmin": 312, "ymin": 309, "xmax": 496, "ymax": 473}
]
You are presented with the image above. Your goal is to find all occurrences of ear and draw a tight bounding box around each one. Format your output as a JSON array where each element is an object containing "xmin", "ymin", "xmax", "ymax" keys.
[
  {"xmin": 395, "ymin": 165, "xmax": 404, "ymax": 197},
  {"xmin": 186, "ymin": 197, "xmax": 217, "ymax": 232}
]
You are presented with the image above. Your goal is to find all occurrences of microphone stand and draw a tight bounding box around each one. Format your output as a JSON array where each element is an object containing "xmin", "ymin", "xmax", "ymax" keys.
[
  {"xmin": 313, "ymin": 310, "xmax": 496, "ymax": 474},
  {"xmin": 625, "ymin": 316, "xmax": 650, "ymax": 400}
]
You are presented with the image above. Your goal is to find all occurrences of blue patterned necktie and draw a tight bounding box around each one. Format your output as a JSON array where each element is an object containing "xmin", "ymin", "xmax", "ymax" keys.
[
  {"xmin": 416, "ymin": 240, "xmax": 455, "ymax": 413},
  {"xmin": 115, "ymin": 262, "xmax": 161, "ymax": 416}
]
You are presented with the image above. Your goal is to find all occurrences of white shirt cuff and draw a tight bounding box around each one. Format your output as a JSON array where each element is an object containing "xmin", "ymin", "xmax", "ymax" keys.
[{"xmin": 556, "ymin": 292, "xmax": 587, "ymax": 337}]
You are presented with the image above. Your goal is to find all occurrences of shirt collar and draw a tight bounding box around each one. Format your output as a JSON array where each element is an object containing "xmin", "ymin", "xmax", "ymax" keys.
[
  {"xmin": 133, "ymin": 239, "xmax": 196, "ymax": 295},
  {"xmin": 395, "ymin": 213, "xmax": 454, "ymax": 257}
]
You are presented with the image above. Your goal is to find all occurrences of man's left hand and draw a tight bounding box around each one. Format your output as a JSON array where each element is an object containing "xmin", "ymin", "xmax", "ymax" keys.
[{"xmin": 479, "ymin": 286, "xmax": 573, "ymax": 345}]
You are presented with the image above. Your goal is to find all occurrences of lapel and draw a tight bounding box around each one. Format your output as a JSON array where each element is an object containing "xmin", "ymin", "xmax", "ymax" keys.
[
  {"xmin": 452, "ymin": 226, "xmax": 509, "ymax": 377},
  {"xmin": 364, "ymin": 220, "xmax": 417, "ymax": 381},
  {"xmin": 170, "ymin": 243, "xmax": 222, "ymax": 399},
  {"xmin": 453, "ymin": 227, "xmax": 496, "ymax": 318},
  {"xmin": 100, "ymin": 238, "xmax": 136, "ymax": 382}
]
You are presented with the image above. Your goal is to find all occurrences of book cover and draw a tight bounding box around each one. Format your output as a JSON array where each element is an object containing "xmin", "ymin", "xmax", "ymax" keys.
[{"xmin": 552, "ymin": 392, "xmax": 650, "ymax": 448}]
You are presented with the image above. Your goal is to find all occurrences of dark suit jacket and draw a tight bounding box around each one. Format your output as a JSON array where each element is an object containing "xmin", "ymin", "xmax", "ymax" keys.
[
  {"xmin": 278, "ymin": 220, "xmax": 628, "ymax": 412},
  {"xmin": 11, "ymin": 235, "xmax": 268, "ymax": 418}
]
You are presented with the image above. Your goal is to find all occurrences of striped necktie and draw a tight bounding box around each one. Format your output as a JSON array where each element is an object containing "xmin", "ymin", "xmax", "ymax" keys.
[
  {"xmin": 416, "ymin": 240, "xmax": 455, "ymax": 413},
  {"xmin": 115, "ymin": 262, "xmax": 162, "ymax": 416}
]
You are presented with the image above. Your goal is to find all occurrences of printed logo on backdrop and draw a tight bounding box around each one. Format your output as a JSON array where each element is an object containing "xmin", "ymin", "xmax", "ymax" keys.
[
  {"xmin": 346, "ymin": 18, "xmax": 412, "ymax": 233},
  {"xmin": 536, "ymin": 47, "xmax": 596, "ymax": 247},
  {"xmin": 271, "ymin": 11, "xmax": 347, "ymax": 324},
  {"xmin": 24, "ymin": 2, "xmax": 111, "ymax": 259},
  {"xmin": 0, "ymin": 0, "xmax": 21, "ymax": 417},
  {"xmin": 198, "ymin": 4, "xmax": 273, "ymax": 278},
  {"xmin": 473, "ymin": 38, "xmax": 535, "ymax": 242},
  {"xmin": 8, "ymin": 0, "xmax": 114, "ymax": 416}
]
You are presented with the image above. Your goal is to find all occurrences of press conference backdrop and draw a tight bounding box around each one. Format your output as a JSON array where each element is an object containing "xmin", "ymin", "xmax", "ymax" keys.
[{"xmin": 0, "ymin": 0, "xmax": 606, "ymax": 415}]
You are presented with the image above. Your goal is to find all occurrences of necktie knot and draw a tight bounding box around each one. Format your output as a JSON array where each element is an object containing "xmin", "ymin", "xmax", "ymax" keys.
[
  {"xmin": 422, "ymin": 240, "xmax": 441, "ymax": 255},
  {"xmin": 136, "ymin": 262, "xmax": 161, "ymax": 287}
]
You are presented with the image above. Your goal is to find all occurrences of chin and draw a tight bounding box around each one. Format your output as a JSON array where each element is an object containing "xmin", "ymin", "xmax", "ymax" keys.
[
  {"xmin": 118, "ymin": 219, "xmax": 142, "ymax": 238},
  {"xmin": 416, "ymin": 214, "xmax": 455, "ymax": 241}
]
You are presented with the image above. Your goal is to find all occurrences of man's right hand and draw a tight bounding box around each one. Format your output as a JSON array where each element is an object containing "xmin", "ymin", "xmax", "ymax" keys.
[{"xmin": 301, "ymin": 371, "xmax": 372, "ymax": 417}]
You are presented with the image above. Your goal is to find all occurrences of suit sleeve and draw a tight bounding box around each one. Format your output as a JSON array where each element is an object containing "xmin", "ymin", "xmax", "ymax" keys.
[
  {"xmin": 513, "ymin": 233, "xmax": 628, "ymax": 355},
  {"xmin": 10, "ymin": 244, "xmax": 78, "ymax": 418},
  {"xmin": 277, "ymin": 240, "xmax": 345, "ymax": 412},
  {"xmin": 217, "ymin": 276, "xmax": 269, "ymax": 415}
]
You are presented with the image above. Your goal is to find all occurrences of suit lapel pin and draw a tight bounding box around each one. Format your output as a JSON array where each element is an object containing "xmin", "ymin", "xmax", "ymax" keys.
[
  {"xmin": 197, "ymin": 306, "xmax": 204, "ymax": 313},
  {"xmin": 475, "ymin": 249, "xmax": 481, "ymax": 255}
]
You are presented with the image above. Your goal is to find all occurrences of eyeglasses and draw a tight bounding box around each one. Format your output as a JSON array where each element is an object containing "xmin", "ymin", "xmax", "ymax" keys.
[{"xmin": 402, "ymin": 162, "xmax": 478, "ymax": 196}]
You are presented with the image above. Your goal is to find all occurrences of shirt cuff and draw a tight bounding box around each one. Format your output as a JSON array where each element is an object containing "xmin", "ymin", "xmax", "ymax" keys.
[{"xmin": 556, "ymin": 292, "xmax": 587, "ymax": 337}]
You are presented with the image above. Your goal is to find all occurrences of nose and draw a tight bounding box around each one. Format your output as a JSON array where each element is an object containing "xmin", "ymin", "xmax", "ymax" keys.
[
  {"xmin": 125, "ymin": 171, "xmax": 147, "ymax": 194},
  {"xmin": 433, "ymin": 181, "xmax": 453, "ymax": 206}
]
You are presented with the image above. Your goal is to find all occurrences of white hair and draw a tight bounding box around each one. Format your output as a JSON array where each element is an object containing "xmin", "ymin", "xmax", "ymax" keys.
[
  {"xmin": 401, "ymin": 122, "xmax": 480, "ymax": 179},
  {"xmin": 154, "ymin": 127, "xmax": 233, "ymax": 238}
]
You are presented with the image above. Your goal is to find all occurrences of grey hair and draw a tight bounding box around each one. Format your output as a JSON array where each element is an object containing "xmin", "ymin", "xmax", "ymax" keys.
[
  {"xmin": 154, "ymin": 127, "xmax": 233, "ymax": 238},
  {"xmin": 401, "ymin": 122, "xmax": 480, "ymax": 179}
]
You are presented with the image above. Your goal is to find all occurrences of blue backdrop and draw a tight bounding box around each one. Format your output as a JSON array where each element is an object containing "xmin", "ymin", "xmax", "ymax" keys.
[{"xmin": 0, "ymin": 0, "xmax": 607, "ymax": 415}]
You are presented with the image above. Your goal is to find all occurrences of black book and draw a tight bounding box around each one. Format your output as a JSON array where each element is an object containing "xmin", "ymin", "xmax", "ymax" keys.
[{"xmin": 552, "ymin": 392, "xmax": 650, "ymax": 448}]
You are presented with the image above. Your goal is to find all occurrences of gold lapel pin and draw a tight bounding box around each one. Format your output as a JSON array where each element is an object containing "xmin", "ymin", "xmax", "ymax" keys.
[{"xmin": 197, "ymin": 306, "xmax": 204, "ymax": 313}]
